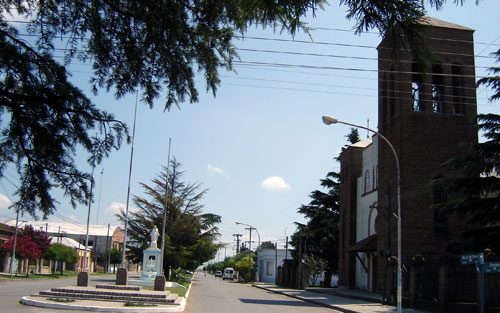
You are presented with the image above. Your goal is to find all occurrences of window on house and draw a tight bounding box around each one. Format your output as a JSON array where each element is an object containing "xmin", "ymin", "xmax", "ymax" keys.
[
  {"xmin": 433, "ymin": 183, "xmax": 448, "ymax": 233},
  {"xmin": 412, "ymin": 63, "xmax": 424, "ymax": 111},
  {"xmin": 266, "ymin": 261, "xmax": 273, "ymax": 275},
  {"xmin": 432, "ymin": 64, "xmax": 444, "ymax": 113},
  {"xmin": 452, "ymin": 64, "xmax": 465, "ymax": 115},
  {"xmin": 364, "ymin": 170, "xmax": 371, "ymax": 193}
]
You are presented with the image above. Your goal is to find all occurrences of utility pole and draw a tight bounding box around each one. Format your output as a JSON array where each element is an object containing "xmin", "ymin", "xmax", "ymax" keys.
[
  {"xmin": 233, "ymin": 234, "xmax": 242, "ymax": 254},
  {"xmin": 285, "ymin": 236, "xmax": 288, "ymax": 260},
  {"xmin": 275, "ymin": 241, "xmax": 278, "ymax": 284},
  {"xmin": 247, "ymin": 228, "xmax": 252, "ymax": 280},
  {"xmin": 297, "ymin": 235, "xmax": 302, "ymax": 289},
  {"xmin": 106, "ymin": 224, "xmax": 110, "ymax": 273}
]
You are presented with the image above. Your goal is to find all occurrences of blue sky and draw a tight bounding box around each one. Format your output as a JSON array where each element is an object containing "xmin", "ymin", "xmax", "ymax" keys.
[{"xmin": 1, "ymin": 2, "xmax": 500, "ymax": 261}]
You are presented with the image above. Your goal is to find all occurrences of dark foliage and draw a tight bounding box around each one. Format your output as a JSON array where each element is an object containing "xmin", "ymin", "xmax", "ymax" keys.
[{"xmin": 117, "ymin": 158, "xmax": 221, "ymax": 272}]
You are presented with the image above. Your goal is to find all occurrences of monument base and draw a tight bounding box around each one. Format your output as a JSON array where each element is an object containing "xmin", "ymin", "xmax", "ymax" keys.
[{"xmin": 129, "ymin": 276, "xmax": 176, "ymax": 288}]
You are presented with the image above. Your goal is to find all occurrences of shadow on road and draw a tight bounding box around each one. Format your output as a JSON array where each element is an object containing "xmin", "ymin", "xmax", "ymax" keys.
[{"xmin": 239, "ymin": 298, "xmax": 318, "ymax": 307}]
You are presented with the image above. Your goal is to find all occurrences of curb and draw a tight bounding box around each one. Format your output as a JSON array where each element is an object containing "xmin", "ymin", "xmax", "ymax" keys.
[
  {"xmin": 306, "ymin": 288, "xmax": 383, "ymax": 304},
  {"xmin": 20, "ymin": 296, "xmax": 183, "ymax": 312},
  {"xmin": 253, "ymin": 285, "xmax": 358, "ymax": 313}
]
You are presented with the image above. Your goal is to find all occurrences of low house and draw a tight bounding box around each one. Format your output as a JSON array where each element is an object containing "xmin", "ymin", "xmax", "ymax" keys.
[
  {"xmin": 257, "ymin": 248, "xmax": 292, "ymax": 283},
  {"xmin": 4, "ymin": 220, "xmax": 123, "ymax": 272},
  {"xmin": 0, "ymin": 222, "xmax": 15, "ymax": 272}
]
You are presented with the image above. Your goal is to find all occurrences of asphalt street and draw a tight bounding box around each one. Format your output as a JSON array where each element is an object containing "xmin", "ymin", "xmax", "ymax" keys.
[
  {"xmin": 0, "ymin": 274, "xmax": 117, "ymax": 313},
  {"xmin": 185, "ymin": 274, "xmax": 336, "ymax": 313}
]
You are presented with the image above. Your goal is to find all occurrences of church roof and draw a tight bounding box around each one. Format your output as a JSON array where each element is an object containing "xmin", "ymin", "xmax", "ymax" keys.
[
  {"xmin": 419, "ymin": 16, "xmax": 473, "ymax": 31},
  {"xmin": 3, "ymin": 219, "xmax": 121, "ymax": 237},
  {"xmin": 350, "ymin": 138, "xmax": 372, "ymax": 148}
]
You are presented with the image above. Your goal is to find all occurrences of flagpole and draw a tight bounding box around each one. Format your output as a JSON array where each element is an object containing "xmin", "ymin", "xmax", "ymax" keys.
[{"xmin": 160, "ymin": 138, "xmax": 172, "ymax": 276}]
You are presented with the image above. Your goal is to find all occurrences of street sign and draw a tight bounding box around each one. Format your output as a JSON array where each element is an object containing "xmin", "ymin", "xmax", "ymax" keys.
[
  {"xmin": 460, "ymin": 253, "xmax": 484, "ymax": 265},
  {"xmin": 484, "ymin": 262, "xmax": 500, "ymax": 273}
]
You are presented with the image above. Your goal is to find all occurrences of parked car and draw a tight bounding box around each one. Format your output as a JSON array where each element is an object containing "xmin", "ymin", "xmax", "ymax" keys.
[
  {"xmin": 223, "ymin": 268, "xmax": 235, "ymax": 280},
  {"xmin": 215, "ymin": 270, "xmax": 222, "ymax": 277}
]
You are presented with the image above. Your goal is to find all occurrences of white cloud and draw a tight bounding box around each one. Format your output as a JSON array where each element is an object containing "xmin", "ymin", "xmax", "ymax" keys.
[
  {"xmin": 3, "ymin": 8, "xmax": 31, "ymax": 22},
  {"xmin": 207, "ymin": 164, "xmax": 227, "ymax": 177},
  {"xmin": 107, "ymin": 202, "xmax": 135, "ymax": 215},
  {"xmin": 260, "ymin": 176, "xmax": 291, "ymax": 191},
  {"xmin": 0, "ymin": 194, "xmax": 13, "ymax": 210}
]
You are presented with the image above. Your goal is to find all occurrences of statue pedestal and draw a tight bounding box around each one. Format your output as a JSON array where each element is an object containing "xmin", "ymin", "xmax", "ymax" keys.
[
  {"xmin": 129, "ymin": 225, "xmax": 164, "ymax": 287},
  {"xmin": 129, "ymin": 248, "xmax": 162, "ymax": 286}
]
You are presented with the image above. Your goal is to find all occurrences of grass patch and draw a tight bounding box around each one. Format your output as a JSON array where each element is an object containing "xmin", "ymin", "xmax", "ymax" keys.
[
  {"xmin": 142, "ymin": 280, "xmax": 191, "ymax": 297},
  {"xmin": 48, "ymin": 298, "xmax": 76, "ymax": 303},
  {"xmin": 124, "ymin": 301, "xmax": 157, "ymax": 307},
  {"xmin": 0, "ymin": 273, "xmax": 60, "ymax": 280},
  {"xmin": 0, "ymin": 270, "xmax": 114, "ymax": 280}
]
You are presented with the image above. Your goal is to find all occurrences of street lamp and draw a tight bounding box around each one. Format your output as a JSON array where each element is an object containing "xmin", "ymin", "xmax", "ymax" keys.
[
  {"xmin": 235, "ymin": 221, "xmax": 260, "ymax": 283},
  {"xmin": 322, "ymin": 115, "xmax": 402, "ymax": 313}
]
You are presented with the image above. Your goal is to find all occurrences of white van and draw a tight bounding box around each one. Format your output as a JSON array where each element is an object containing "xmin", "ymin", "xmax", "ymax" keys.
[{"xmin": 223, "ymin": 268, "xmax": 235, "ymax": 280}]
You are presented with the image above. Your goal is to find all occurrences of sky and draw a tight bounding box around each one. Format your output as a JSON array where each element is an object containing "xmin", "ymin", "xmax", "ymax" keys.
[{"xmin": 1, "ymin": 1, "xmax": 500, "ymax": 262}]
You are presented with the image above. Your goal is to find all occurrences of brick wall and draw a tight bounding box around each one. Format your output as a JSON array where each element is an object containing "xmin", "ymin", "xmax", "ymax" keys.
[{"xmin": 375, "ymin": 22, "xmax": 478, "ymax": 294}]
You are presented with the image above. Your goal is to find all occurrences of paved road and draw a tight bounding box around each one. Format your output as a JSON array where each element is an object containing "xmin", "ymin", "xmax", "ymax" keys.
[
  {"xmin": 185, "ymin": 274, "xmax": 336, "ymax": 313},
  {"xmin": 0, "ymin": 274, "xmax": 116, "ymax": 313}
]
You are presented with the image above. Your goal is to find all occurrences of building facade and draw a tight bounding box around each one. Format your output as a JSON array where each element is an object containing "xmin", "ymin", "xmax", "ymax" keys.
[
  {"xmin": 257, "ymin": 248, "xmax": 292, "ymax": 283},
  {"xmin": 339, "ymin": 17, "xmax": 478, "ymax": 302}
]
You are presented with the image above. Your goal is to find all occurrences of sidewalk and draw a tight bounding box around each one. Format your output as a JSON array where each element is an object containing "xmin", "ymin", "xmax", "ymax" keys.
[{"xmin": 254, "ymin": 285, "xmax": 432, "ymax": 313}]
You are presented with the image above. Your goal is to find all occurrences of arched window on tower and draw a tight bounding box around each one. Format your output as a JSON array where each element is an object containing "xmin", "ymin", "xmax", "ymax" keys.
[
  {"xmin": 452, "ymin": 64, "xmax": 465, "ymax": 115},
  {"xmin": 432, "ymin": 64, "xmax": 444, "ymax": 114},
  {"xmin": 412, "ymin": 62, "xmax": 424, "ymax": 111}
]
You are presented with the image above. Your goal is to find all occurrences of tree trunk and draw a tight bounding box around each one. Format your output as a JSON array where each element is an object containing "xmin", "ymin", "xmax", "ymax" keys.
[{"xmin": 324, "ymin": 269, "xmax": 332, "ymax": 287}]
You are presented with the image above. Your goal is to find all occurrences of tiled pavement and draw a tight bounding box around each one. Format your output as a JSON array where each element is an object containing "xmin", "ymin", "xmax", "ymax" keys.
[{"xmin": 254, "ymin": 285, "xmax": 433, "ymax": 313}]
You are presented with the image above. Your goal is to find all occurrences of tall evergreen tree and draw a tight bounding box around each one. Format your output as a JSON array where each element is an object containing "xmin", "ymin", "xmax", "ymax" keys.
[
  {"xmin": 435, "ymin": 44, "xmax": 500, "ymax": 255},
  {"xmin": 292, "ymin": 128, "xmax": 360, "ymax": 285},
  {"xmin": 436, "ymin": 114, "xmax": 500, "ymax": 255},
  {"xmin": 292, "ymin": 171, "xmax": 340, "ymax": 286},
  {"xmin": 117, "ymin": 158, "xmax": 221, "ymax": 272}
]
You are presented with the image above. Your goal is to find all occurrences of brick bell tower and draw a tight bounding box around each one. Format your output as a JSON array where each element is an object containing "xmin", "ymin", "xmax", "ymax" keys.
[{"xmin": 375, "ymin": 17, "xmax": 478, "ymax": 298}]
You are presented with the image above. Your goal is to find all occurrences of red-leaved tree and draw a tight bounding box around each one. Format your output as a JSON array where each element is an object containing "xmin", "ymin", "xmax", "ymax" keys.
[{"xmin": 0, "ymin": 225, "xmax": 50, "ymax": 276}]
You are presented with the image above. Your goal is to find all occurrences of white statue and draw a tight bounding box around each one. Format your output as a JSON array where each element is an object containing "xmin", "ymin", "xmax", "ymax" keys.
[{"xmin": 150, "ymin": 226, "xmax": 159, "ymax": 249}]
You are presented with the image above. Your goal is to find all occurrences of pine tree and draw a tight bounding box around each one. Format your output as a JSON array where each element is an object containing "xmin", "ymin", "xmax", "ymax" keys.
[
  {"xmin": 436, "ymin": 114, "xmax": 500, "ymax": 255},
  {"xmin": 117, "ymin": 158, "xmax": 221, "ymax": 272}
]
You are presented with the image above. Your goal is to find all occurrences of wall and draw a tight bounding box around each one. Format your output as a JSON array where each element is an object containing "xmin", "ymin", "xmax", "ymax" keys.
[
  {"xmin": 257, "ymin": 249, "xmax": 292, "ymax": 283},
  {"xmin": 354, "ymin": 136, "xmax": 379, "ymax": 291}
]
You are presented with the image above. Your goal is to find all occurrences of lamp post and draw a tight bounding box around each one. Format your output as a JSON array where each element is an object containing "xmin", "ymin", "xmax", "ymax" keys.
[
  {"xmin": 160, "ymin": 138, "xmax": 172, "ymax": 276},
  {"xmin": 235, "ymin": 221, "xmax": 260, "ymax": 283},
  {"xmin": 83, "ymin": 163, "xmax": 96, "ymax": 273},
  {"xmin": 122, "ymin": 91, "xmax": 139, "ymax": 269},
  {"xmin": 9, "ymin": 210, "xmax": 26, "ymax": 278},
  {"xmin": 322, "ymin": 115, "xmax": 402, "ymax": 313}
]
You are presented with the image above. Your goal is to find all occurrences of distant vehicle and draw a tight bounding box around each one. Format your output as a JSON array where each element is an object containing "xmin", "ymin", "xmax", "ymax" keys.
[
  {"xmin": 185, "ymin": 271, "xmax": 193, "ymax": 275},
  {"xmin": 223, "ymin": 268, "xmax": 235, "ymax": 280},
  {"xmin": 215, "ymin": 270, "xmax": 222, "ymax": 277}
]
